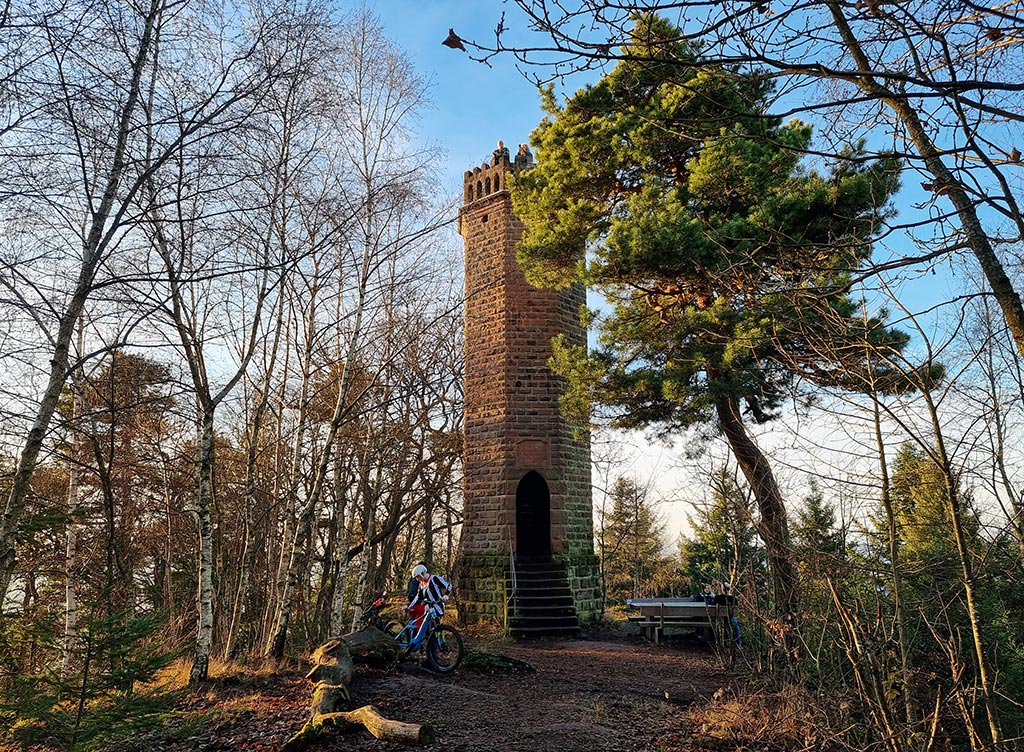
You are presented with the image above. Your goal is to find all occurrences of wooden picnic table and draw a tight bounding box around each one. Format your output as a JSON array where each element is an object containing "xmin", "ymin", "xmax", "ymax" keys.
[{"xmin": 625, "ymin": 597, "xmax": 730, "ymax": 644}]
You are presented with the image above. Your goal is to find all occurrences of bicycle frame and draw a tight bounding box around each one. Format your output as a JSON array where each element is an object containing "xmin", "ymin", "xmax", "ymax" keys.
[{"xmin": 395, "ymin": 601, "xmax": 444, "ymax": 653}]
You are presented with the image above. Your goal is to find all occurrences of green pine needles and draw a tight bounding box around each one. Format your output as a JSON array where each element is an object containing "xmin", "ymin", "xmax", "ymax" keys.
[
  {"xmin": 1, "ymin": 607, "xmax": 180, "ymax": 752},
  {"xmin": 511, "ymin": 13, "xmax": 922, "ymax": 432}
]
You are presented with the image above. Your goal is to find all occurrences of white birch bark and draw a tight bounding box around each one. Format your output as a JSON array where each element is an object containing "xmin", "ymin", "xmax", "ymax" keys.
[
  {"xmin": 190, "ymin": 412, "xmax": 216, "ymax": 685},
  {"xmin": 329, "ymin": 442, "xmax": 350, "ymax": 636},
  {"xmin": 0, "ymin": 0, "xmax": 163, "ymax": 602},
  {"xmin": 60, "ymin": 317, "xmax": 85, "ymax": 679}
]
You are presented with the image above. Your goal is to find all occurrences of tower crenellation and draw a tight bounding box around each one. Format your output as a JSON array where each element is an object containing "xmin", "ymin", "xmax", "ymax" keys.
[{"xmin": 462, "ymin": 140, "xmax": 534, "ymax": 205}]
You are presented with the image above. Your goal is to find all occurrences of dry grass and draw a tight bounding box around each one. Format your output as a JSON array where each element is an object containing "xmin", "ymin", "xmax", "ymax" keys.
[
  {"xmin": 688, "ymin": 682, "xmax": 839, "ymax": 751},
  {"xmin": 145, "ymin": 655, "xmax": 302, "ymax": 693}
]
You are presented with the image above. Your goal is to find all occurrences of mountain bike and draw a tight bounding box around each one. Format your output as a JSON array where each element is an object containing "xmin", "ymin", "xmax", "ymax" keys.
[
  {"xmin": 361, "ymin": 594, "xmax": 404, "ymax": 637},
  {"xmin": 393, "ymin": 601, "xmax": 464, "ymax": 673}
]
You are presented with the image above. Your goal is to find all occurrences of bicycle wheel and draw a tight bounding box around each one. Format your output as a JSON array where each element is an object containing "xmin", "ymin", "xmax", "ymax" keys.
[
  {"xmin": 426, "ymin": 624, "xmax": 464, "ymax": 673},
  {"xmin": 384, "ymin": 620, "xmax": 403, "ymax": 638}
]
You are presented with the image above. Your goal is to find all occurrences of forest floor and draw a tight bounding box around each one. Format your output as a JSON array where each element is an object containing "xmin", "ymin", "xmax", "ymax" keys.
[{"xmin": 127, "ymin": 620, "xmax": 748, "ymax": 752}]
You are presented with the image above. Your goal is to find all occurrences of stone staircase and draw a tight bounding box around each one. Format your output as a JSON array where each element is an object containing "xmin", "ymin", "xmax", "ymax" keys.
[{"xmin": 507, "ymin": 558, "xmax": 580, "ymax": 637}]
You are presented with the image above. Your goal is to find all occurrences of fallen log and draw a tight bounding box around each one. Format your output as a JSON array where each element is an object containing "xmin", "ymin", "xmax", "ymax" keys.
[
  {"xmin": 282, "ymin": 627, "xmax": 432, "ymax": 751},
  {"xmin": 341, "ymin": 624, "xmax": 400, "ymax": 666},
  {"xmin": 282, "ymin": 705, "xmax": 435, "ymax": 750},
  {"xmin": 337, "ymin": 705, "xmax": 434, "ymax": 744}
]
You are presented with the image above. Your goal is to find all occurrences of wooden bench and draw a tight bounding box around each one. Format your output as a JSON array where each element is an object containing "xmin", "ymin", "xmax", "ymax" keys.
[{"xmin": 625, "ymin": 598, "xmax": 730, "ymax": 644}]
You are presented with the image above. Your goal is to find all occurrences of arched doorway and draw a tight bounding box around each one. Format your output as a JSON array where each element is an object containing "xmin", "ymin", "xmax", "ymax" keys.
[{"xmin": 516, "ymin": 471, "xmax": 552, "ymax": 560}]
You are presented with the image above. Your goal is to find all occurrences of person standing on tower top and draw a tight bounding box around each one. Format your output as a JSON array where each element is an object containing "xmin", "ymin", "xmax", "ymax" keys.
[
  {"xmin": 515, "ymin": 143, "xmax": 533, "ymax": 168},
  {"xmin": 492, "ymin": 139, "xmax": 510, "ymax": 163}
]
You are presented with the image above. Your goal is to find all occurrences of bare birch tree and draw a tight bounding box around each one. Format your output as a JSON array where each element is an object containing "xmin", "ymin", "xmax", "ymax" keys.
[
  {"xmin": 134, "ymin": 0, "xmax": 345, "ymax": 683},
  {"xmin": 0, "ymin": 0, "xmax": 311, "ymax": 607},
  {"xmin": 261, "ymin": 9, "xmax": 448, "ymax": 658},
  {"xmin": 0, "ymin": 0, "xmax": 167, "ymax": 602}
]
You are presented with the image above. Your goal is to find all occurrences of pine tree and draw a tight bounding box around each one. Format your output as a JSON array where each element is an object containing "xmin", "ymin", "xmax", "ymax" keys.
[
  {"xmin": 2, "ymin": 608, "xmax": 178, "ymax": 752},
  {"xmin": 679, "ymin": 469, "xmax": 764, "ymax": 592},
  {"xmin": 512, "ymin": 13, "xmax": 920, "ymax": 623},
  {"xmin": 793, "ymin": 479, "xmax": 844, "ymax": 576},
  {"xmin": 599, "ymin": 477, "xmax": 669, "ymax": 602},
  {"xmin": 863, "ymin": 444, "xmax": 983, "ymax": 616},
  {"xmin": 889, "ymin": 444, "xmax": 976, "ymax": 578}
]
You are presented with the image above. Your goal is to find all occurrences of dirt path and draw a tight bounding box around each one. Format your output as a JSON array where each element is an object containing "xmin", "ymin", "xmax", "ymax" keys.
[
  {"xmin": 149, "ymin": 630, "xmax": 730, "ymax": 752},
  {"xmin": 338, "ymin": 634, "xmax": 729, "ymax": 752}
]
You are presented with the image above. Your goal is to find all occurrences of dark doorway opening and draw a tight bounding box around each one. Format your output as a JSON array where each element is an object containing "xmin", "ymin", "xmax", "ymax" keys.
[{"xmin": 516, "ymin": 471, "xmax": 552, "ymax": 560}]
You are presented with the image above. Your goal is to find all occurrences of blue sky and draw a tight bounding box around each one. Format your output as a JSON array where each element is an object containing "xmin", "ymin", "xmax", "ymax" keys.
[
  {"xmin": 352, "ymin": 1, "xmax": 974, "ymax": 540},
  {"xmin": 362, "ymin": 0, "xmax": 956, "ymax": 318},
  {"xmin": 357, "ymin": 1, "xmax": 571, "ymax": 193}
]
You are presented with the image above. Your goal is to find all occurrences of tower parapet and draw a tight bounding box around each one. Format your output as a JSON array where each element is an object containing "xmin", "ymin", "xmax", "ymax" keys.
[{"xmin": 463, "ymin": 140, "xmax": 534, "ymax": 205}]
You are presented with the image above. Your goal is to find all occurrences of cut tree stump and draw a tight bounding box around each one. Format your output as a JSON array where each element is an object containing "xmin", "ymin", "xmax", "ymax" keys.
[{"xmin": 283, "ymin": 627, "xmax": 433, "ymax": 751}]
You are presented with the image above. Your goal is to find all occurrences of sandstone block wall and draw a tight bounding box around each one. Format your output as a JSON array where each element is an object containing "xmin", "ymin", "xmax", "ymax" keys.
[{"xmin": 458, "ymin": 149, "xmax": 601, "ymax": 624}]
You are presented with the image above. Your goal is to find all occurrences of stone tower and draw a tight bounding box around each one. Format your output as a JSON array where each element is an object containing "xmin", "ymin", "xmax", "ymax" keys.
[{"xmin": 457, "ymin": 141, "xmax": 601, "ymax": 633}]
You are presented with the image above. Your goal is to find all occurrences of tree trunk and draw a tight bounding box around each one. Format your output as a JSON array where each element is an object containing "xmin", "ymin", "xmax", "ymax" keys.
[
  {"xmin": 224, "ymin": 310, "xmax": 284, "ymax": 660},
  {"xmin": 283, "ymin": 628, "xmax": 429, "ymax": 751},
  {"xmin": 923, "ymin": 399, "xmax": 1003, "ymax": 748},
  {"xmin": 339, "ymin": 626, "xmax": 399, "ymax": 665},
  {"xmin": 61, "ymin": 316, "xmax": 84, "ymax": 679},
  {"xmin": 715, "ymin": 396, "xmax": 800, "ymax": 625},
  {"xmin": 350, "ymin": 503, "xmax": 376, "ymax": 633},
  {"xmin": 222, "ymin": 481, "xmax": 253, "ymax": 661},
  {"xmin": 267, "ymin": 227, "xmax": 376, "ymax": 657},
  {"xmin": 423, "ymin": 493, "xmax": 434, "ymax": 568},
  {"xmin": 329, "ymin": 448, "xmax": 351, "ymax": 636},
  {"xmin": 265, "ymin": 313, "xmax": 316, "ymax": 659},
  {"xmin": 871, "ymin": 396, "xmax": 916, "ymax": 730},
  {"xmin": 62, "ymin": 432, "xmax": 80, "ymax": 680},
  {"xmin": 827, "ymin": 579, "xmax": 902, "ymax": 752},
  {"xmin": 190, "ymin": 409, "xmax": 217, "ymax": 684}
]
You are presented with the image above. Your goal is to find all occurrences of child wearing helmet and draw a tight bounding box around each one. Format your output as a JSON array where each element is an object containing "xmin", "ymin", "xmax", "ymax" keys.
[
  {"xmin": 406, "ymin": 562, "xmax": 451, "ymax": 633},
  {"xmin": 405, "ymin": 560, "xmax": 428, "ymax": 624}
]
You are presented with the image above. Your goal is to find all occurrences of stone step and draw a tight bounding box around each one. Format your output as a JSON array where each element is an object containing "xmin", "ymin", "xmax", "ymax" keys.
[
  {"xmin": 514, "ymin": 560, "xmax": 566, "ymax": 571},
  {"xmin": 507, "ymin": 577, "xmax": 573, "ymax": 590},
  {"xmin": 509, "ymin": 581, "xmax": 573, "ymax": 595},
  {"xmin": 509, "ymin": 613, "xmax": 579, "ymax": 628},
  {"xmin": 510, "ymin": 578, "xmax": 570, "ymax": 589},
  {"xmin": 512, "ymin": 598, "xmax": 577, "ymax": 610},
  {"xmin": 507, "ymin": 558, "xmax": 582, "ymax": 637},
  {"xmin": 514, "ymin": 608, "xmax": 577, "ymax": 621}
]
